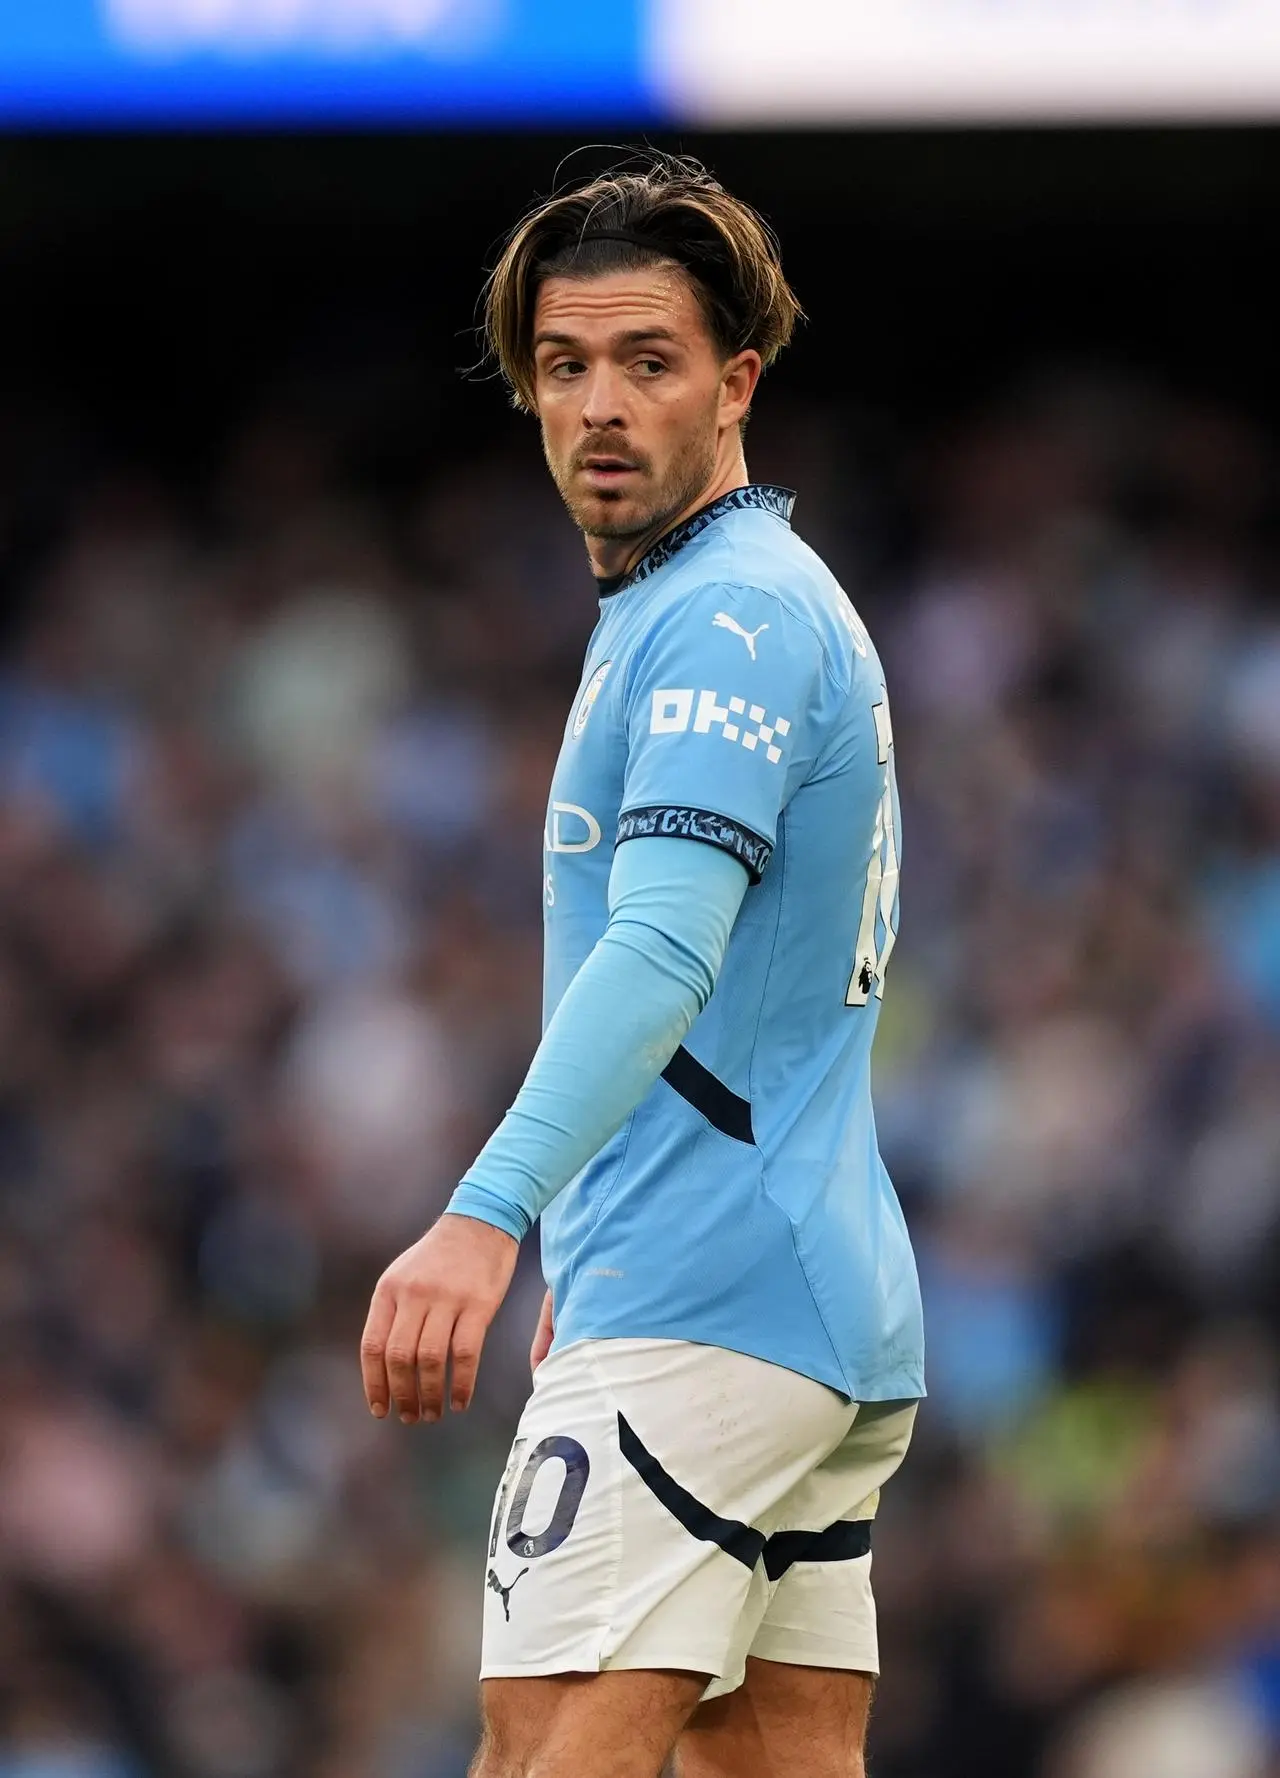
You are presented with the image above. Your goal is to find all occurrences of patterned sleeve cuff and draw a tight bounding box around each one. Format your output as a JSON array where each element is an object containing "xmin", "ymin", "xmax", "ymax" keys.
[{"xmin": 615, "ymin": 806, "xmax": 774, "ymax": 885}]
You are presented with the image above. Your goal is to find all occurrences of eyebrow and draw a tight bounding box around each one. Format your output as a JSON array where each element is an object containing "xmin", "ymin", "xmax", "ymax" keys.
[{"xmin": 532, "ymin": 327, "xmax": 681, "ymax": 352}]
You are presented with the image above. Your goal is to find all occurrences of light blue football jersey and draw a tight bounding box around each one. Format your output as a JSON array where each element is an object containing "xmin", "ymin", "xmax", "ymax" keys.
[{"xmin": 541, "ymin": 485, "xmax": 925, "ymax": 1402}]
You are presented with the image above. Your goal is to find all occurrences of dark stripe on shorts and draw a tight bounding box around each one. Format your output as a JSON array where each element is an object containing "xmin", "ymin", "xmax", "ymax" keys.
[
  {"xmin": 660, "ymin": 1046, "xmax": 755, "ymax": 1145},
  {"xmin": 618, "ymin": 1414, "xmax": 875, "ymax": 1582},
  {"xmin": 761, "ymin": 1519, "xmax": 873, "ymax": 1582},
  {"xmin": 617, "ymin": 1413, "xmax": 765, "ymax": 1570}
]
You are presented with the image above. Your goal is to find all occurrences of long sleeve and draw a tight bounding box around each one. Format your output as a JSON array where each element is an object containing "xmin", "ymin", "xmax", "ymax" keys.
[{"xmin": 445, "ymin": 835, "xmax": 750, "ymax": 1241}]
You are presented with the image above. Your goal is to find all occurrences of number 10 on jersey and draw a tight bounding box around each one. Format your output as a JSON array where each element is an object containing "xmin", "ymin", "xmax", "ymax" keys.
[{"xmin": 847, "ymin": 696, "xmax": 899, "ymax": 1006}]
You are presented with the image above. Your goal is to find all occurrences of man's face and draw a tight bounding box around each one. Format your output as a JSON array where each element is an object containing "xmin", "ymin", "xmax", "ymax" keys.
[{"xmin": 532, "ymin": 264, "xmax": 742, "ymax": 546}]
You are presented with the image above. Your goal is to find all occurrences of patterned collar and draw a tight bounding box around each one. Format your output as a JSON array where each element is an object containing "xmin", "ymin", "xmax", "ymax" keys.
[{"xmin": 595, "ymin": 483, "xmax": 796, "ymax": 598}]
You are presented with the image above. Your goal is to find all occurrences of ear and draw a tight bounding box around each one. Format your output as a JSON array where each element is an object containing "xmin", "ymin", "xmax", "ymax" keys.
[{"xmin": 719, "ymin": 350, "xmax": 762, "ymax": 430}]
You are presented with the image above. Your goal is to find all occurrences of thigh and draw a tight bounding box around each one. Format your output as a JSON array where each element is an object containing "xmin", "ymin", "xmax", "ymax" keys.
[
  {"xmin": 676, "ymin": 1656, "xmax": 875, "ymax": 1778},
  {"xmin": 480, "ymin": 1339, "xmax": 853, "ymax": 1697},
  {"xmin": 749, "ymin": 1400, "xmax": 917, "ymax": 1680},
  {"xmin": 475, "ymin": 1671, "xmax": 706, "ymax": 1778}
]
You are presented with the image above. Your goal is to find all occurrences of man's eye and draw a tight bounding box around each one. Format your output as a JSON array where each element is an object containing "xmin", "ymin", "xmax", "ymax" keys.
[
  {"xmin": 635, "ymin": 359, "xmax": 666, "ymax": 377},
  {"xmin": 550, "ymin": 360, "xmax": 585, "ymax": 379}
]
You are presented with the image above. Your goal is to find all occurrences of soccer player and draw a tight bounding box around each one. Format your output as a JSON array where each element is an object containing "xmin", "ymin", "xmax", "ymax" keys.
[{"xmin": 360, "ymin": 152, "xmax": 925, "ymax": 1778}]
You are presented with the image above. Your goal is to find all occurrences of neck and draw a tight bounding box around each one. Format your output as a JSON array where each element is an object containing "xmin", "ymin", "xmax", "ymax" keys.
[{"xmin": 586, "ymin": 438, "xmax": 750, "ymax": 582}]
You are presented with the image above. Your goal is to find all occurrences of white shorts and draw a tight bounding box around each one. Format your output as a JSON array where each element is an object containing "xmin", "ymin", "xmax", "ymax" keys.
[{"xmin": 479, "ymin": 1338, "xmax": 917, "ymax": 1700}]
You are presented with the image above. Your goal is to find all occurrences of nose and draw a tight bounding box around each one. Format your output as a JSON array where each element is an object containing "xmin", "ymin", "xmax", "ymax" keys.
[{"xmin": 579, "ymin": 361, "xmax": 629, "ymax": 433}]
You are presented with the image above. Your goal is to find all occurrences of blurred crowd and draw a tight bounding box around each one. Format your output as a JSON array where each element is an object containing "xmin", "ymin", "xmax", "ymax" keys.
[{"xmin": 0, "ymin": 366, "xmax": 1278, "ymax": 1778}]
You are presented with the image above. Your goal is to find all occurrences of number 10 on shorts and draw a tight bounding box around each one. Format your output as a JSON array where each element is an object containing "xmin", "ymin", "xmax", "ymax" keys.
[{"xmin": 490, "ymin": 1435, "xmax": 591, "ymax": 1562}]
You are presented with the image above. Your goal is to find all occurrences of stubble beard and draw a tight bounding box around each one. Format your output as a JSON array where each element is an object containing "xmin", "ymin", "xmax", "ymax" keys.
[{"xmin": 546, "ymin": 422, "xmax": 719, "ymax": 548}]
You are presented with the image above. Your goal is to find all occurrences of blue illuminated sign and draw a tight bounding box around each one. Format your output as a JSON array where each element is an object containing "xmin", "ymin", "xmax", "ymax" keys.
[{"xmin": 0, "ymin": 0, "xmax": 660, "ymax": 125}]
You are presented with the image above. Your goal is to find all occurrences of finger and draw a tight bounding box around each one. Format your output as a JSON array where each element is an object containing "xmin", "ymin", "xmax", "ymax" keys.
[
  {"xmin": 449, "ymin": 1308, "xmax": 490, "ymax": 1413},
  {"xmin": 416, "ymin": 1308, "xmax": 454, "ymax": 1423},
  {"xmin": 385, "ymin": 1296, "xmax": 429, "ymax": 1424},
  {"xmin": 530, "ymin": 1291, "xmax": 554, "ymax": 1377},
  {"xmin": 360, "ymin": 1286, "xmax": 397, "ymax": 1418}
]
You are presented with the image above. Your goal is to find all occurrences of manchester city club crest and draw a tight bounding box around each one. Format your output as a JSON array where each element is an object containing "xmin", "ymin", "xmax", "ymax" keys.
[{"xmin": 572, "ymin": 660, "xmax": 612, "ymax": 738}]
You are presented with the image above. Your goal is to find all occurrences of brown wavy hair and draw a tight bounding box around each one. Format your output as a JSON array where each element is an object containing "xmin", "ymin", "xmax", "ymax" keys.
[{"xmin": 482, "ymin": 151, "xmax": 803, "ymax": 412}]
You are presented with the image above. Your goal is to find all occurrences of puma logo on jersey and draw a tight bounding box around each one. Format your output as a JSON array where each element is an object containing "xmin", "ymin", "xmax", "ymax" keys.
[{"xmin": 712, "ymin": 612, "xmax": 769, "ymax": 660}]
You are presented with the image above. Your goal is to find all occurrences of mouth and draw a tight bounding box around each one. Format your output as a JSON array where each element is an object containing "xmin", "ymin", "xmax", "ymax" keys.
[{"xmin": 579, "ymin": 457, "xmax": 642, "ymax": 489}]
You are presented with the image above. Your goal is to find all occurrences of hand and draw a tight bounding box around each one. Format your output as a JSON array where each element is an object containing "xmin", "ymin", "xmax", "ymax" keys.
[
  {"xmin": 361, "ymin": 1215, "xmax": 519, "ymax": 1424},
  {"xmin": 530, "ymin": 1289, "xmax": 554, "ymax": 1378}
]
